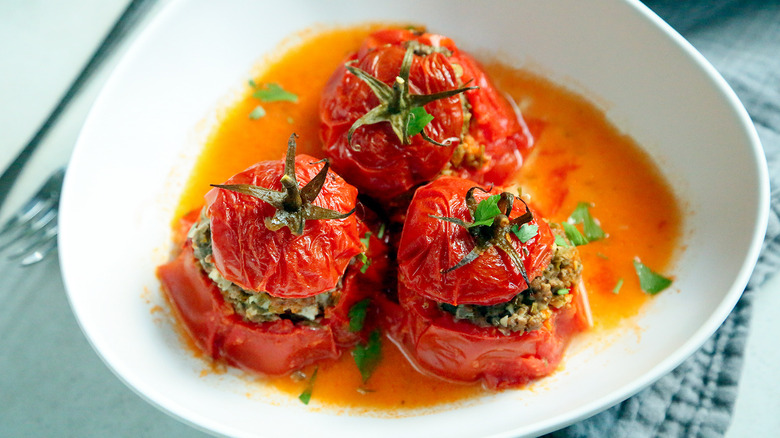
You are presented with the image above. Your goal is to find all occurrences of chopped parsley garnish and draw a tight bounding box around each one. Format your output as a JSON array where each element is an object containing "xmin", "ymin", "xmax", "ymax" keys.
[
  {"xmin": 249, "ymin": 105, "xmax": 266, "ymax": 120},
  {"xmin": 554, "ymin": 234, "xmax": 570, "ymax": 248},
  {"xmin": 377, "ymin": 222, "xmax": 386, "ymax": 239},
  {"xmin": 633, "ymin": 259, "xmax": 672, "ymax": 294},
  {"xmin": 561, "ymin": 222, "xmax": 588, "ymax": 246},
  {"xmin": 252, "ymin": 82, "xmax": 299, "ymax": 102},
  {"xmin": 407, "ymin": 106, "xmax": 434, "ymax": 136},
  {"xmin": 569, "ymin": 202, "xmax": 605, "ymax": 242},
  {"xmin": 613, "ymin": 278, "xmax": 624, "ymax": 294},
  {"xmin": 348, "ymin": 298, "xmax": 371, "ymax": 333},
  {"xmin": 512, "ymin": 223, "xmax": 538, "ymax": 243},
  {"xmin": 353, "ymin": 330, "xmax": 382, "ymax": 383},
  {"xmin": 471, "ymin": 195, "xmax": 502, "ymax": 227},
  {"xmin": 298, "ymin": 367, "xmax": 318, "ymax": 405},
  {"xmin": 359, "ymin": 231, "xmax": 372, "ymax": 273}
]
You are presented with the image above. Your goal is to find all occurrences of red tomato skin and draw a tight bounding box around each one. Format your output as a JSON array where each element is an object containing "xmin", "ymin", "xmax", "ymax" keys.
[
  {"xmin": 156, "ymin": 209, "xmax": 391, "ymax": 375},
  {"xmin": 320, "ymin": 41, "xmax": 463, "ymax": 201},
  {"xmin": 320, "ymin": 28, "xmax": 534, "ymax": 200},
  {"xmin": 205, "ymin": 154, "xmax": 362, "ymax": 299},
  {"xmin": 378, "ymin": 282, "xmax": 586, "ymax": 390},
  {"xmin": 397, "ymin": 176, "xmax": 554, "ymax": 306},
  {"xmin": 452, "ymin": 53, "xmax": 533, "ymax": 185},
  {"xmin": 158, "ymin": 244, "xmax": 340, "ymax": 375}
]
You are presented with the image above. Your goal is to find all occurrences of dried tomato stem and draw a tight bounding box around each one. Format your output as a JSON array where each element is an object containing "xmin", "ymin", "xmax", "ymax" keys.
[
  {"xmin": 345, "ymin": 44, "xmax": 477, "ymax": 148},
  {"xmin": 211, "ymin": 133, "xmax": 354, "ymax": 236},
  {"xmin": 432, "ymin": 187, "xmax": 535, "ymax": 285}
]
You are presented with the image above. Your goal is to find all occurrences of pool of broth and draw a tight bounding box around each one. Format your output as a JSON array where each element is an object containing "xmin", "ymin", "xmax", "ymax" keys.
[{"xmin": 172, "ymin": 25, "xmax": 681, "ymax": 409}]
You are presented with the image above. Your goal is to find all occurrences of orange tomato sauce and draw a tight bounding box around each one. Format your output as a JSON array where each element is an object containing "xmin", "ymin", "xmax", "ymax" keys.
[{"xmin": 171, "ymin": 25, "xmax": 681, "ymax": 409}]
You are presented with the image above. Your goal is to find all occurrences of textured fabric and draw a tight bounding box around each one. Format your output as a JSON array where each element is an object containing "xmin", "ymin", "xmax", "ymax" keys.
[{"xmin": 548, "ymin": 1, "xmax": 780, "ymax": 437}]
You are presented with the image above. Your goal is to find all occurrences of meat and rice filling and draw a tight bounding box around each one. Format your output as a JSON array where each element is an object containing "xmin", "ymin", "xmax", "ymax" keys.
[
  {"xmin": 440, "ymin": 224, "xmax": 582, "ymax": 334},
  {"xmin": 188, "ymin": 210, "xmax": 338, "ymax": 324}
]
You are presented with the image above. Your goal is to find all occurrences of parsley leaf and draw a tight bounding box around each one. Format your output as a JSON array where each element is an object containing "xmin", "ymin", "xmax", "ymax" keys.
[
  {"xmin": 512, "ymin": 223, "xmax": 539, "ymax": 243},
  {"xmin": 612, "ymin": 278, "xmax": 624, "ymax": 294},
  {"xmin": 407, "ymin": 106, "xmax": 434, "ymax": 136},
  {"xmin": 252, "ymin": 82, "xmax": 298, "ymax": 102},
  {"xmin": 359, "ymin": 232, "xmax": 372, "ymax": 273},
  {"xmin": 562, "ymin": 222, "xmax": 589, "ymax": 246},
  {"xmin": 633, "ymin": 259, "xmax": 672, "ymax": 294},
  {"xmin": 570, "ymin": 202, "xmax": 605, "ymax": 241},
  {"xmin": 298, "ymin": 367, "xmax": 318, "ymax": 405},
  {"xmin": 471, "ymin": 195, "xmax": 502, "ymax": 227},
  {"xmin": 377, "ymin": 222, "xmax": 386, "ymax": 239},
  {"xmin": 554, "ymin": 234, "xmax": 570, "ymax": 248},
  {"xmin": 249, "ymin": 105, "xmax": 266, "ymax": 120},
  {"xmin": 353, "ymin": 330, "xmax": 382, "ymax": 383},
  {"xmin": 348, "ymin": 298, "xmax": 371, "ymax": 333}
]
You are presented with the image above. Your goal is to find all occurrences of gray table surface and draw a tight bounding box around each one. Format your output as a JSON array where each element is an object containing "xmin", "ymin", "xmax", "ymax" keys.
[{"xmin": 1, "ymin": 1, "xmax": 777, "ymax": 436}]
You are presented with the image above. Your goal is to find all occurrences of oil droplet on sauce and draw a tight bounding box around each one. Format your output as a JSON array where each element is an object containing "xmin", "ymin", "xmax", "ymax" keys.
[{"xmin": 171, "ymin": 25, "xmax": 681, "ymax": 409}]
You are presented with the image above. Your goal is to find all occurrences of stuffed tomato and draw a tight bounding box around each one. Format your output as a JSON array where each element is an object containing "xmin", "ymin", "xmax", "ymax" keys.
[
  {"xmin": 157, "ymin": 135, "xmax": 388, "ymax": 376},
  {"xmin": 387, "ymin": 176, "xmax": 588, "ymax": 389},
  {"xmin": 320, "ymin": 28, "xmax": 534, "ymax": 202}
]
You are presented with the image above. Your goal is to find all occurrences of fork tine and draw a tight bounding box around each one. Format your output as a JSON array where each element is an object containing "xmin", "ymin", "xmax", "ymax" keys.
[
  {"xmin": 0, "ymin": 198, "xmax": 57, "ymax": 250},
  {"xmin": 7, "ymin": 219, "xmax": 58, "ymax": 260},
  {"xmin": 0, "ymin": 168, "xmax": 65, "ymax": 266},
  {"xmin": 20, "ymin": 233, "xmax": 58, "ymax": 266}
]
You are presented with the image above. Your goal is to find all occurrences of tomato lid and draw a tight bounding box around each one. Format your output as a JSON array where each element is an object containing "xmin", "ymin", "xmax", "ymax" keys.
[
  {"xmin": 205, "ymin": 153, "xmax": 362, "ymax": 298},
  {"xmin": 397, "ymin": 176, "xmax": 554, "ymax": 306}
]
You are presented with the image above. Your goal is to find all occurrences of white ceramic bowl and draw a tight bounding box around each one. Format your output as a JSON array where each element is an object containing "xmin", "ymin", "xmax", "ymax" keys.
[{"xmin": 59, "ymin": 0, "xmax": 768, "ymax": 437}]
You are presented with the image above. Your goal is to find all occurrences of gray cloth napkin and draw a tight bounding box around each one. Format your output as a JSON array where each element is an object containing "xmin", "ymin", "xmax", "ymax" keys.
[{"xmin": 549, "ymin": 1, "xmax": 780, "ymax": 437}]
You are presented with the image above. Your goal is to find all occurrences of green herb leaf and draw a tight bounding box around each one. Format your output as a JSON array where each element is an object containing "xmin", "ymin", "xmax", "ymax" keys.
[
  {"xmin": 298, "ymin": 367, "xmax": 318, "ymax": 405},
  {"xmin": 471, "ymin": 195, "xmax": 502, "ymax": 227},
  {"xmin": 512, "ymin": 223, "xmax": 539, "ymax": 243},
  {"xmin": 556, "ymin": 288, "xmax": 569, "ymax": 295},
  {"xmin": 359, "ymin": 232, "xmax": 372, "ymax": 273},
  {"xmin": 348, "ymin": 299, "xmax": 371, "ymax": 333},
  {"xmin": 249, "ymin": 105, "xmax": 266, "ymax": 120},
  {"xmin": 570, "ymin": 202, "xmax": 606, "ymax": 241},
  {"xmin": 554, "ymin": 234, "xmax": 570, "ymax": 248},
  {"xmin": 252, "ymin": 82, "xmax": 299, "ymax": 102},
  {"xmin": 612, "ymin": 278, "xmax": 624, "ymax": 294},
  {"xmin": 248, "ymin": 78, "xmax": 257, "ymax": 88},
  {"xmin": 353, "ymin": 330, "xmax": 382, "ymax": 383},
  {"xmin": 633, "ymin": 259, "xmax": 672, "ymax": 294},
  {"xmin": 562, "ymin": 222, "xmax": 589, "ymax": 246},
  {"xmin": 358, "ymin": 253, "xmax": 371, "ymax": 274},
  {"xmin": 407, "ymin": 106, "xmax": 434, "ymax": 136},
  {"xmin": 360, "ymin": 231, "xmax": 372, "ymax": 248},
  {"xmin": 377, "ymin": 222, "xmax": 386, "ymax": 239}
]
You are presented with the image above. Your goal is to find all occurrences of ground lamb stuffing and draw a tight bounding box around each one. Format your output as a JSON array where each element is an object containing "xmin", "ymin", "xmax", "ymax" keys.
[
  {"xmin": 188, "ymin": 210, "xmax": 336, "ymax": 324},
  {"xmin": 440, "ymin": 224, "xmax": 583, "ymax": 334}
]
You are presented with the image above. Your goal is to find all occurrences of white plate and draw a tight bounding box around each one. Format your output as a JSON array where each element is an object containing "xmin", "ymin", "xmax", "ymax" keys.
[{"xmin": 59, "ymin": 0, "xmax": 768, "ymax": 437}]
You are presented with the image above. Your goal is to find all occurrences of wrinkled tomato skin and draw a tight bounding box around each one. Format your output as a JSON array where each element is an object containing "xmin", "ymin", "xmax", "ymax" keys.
[
  {"xmin": 361, "ymin": 29, "xmax": 534, "ymax": 185},
  {"xmin": 320, "ymin": 40, "xmax": 462, "ymax": 201},
  {"xmin": 397, "ymin": 176, "xmax": 554, "ymax": 306},
  {"xmin": 205, "ymin": 154, "xmax": 362, "ymax": 299},
  {"xmin": 377, "ymin": 283, "xmax": 586, "ymax": 390},
  {"xmin": 320, "ymin": 28, "xmax": 534, "ymax": 200},
  {"xmin": 452, "ymin": 53, "xmax": 533, "ymax": 185},
  {"xmin": 157, "ymin": 245, "xmax": 339, "ymax": 375},
  {"xmin": 157, "ymin": 209, "xmax": 391, "ymax": 375}
]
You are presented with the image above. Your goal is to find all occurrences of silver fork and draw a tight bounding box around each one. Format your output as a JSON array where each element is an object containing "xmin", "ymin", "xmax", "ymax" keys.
[{"xmin": 0, "ymin": 168, "xmax": 65, "ymax": 266}]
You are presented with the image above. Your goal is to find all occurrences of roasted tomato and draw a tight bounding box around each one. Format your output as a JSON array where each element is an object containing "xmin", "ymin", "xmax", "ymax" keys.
[
  {"xmin": 388, "ymin": 176, "xmax": 588, "ymax": 388},
  {"xmin": 157, "ymin": 135, "xmax": 390, "ymax": 375},
  {"xmin": 206, "ymin": 135, "xmax": 362, "ymax": 298},
  {"xmin": 397, "ymin": 176, "xmax": 553, "ymax": 306},
  {"xmin": 320, "ymin": 28, "xmax": 533, "ymax": 201}
]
